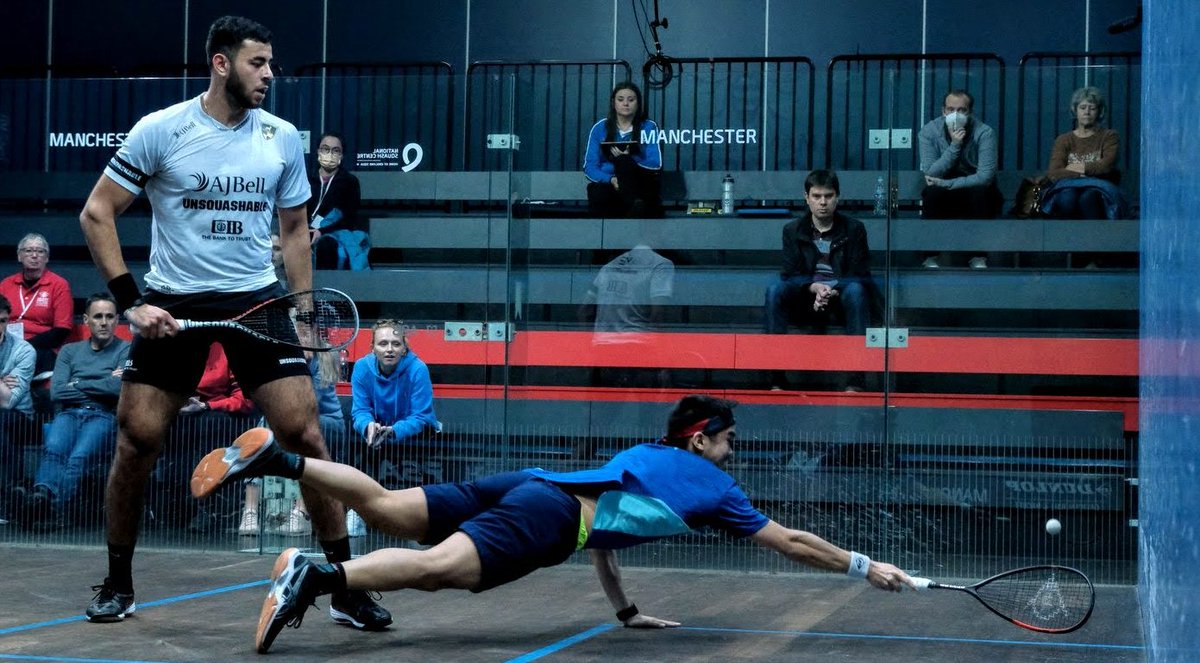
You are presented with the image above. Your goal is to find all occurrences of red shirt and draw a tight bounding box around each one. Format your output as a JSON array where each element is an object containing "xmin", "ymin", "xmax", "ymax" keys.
[
  {"xmin": 0, "ymin": 269, "xmax": 73, "ymax": 340},
  {"xmin": 196, "ymin": 343, "xmax": 254, "ymax": 414}
]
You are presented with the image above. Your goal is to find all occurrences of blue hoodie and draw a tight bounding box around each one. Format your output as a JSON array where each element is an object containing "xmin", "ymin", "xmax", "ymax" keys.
[{"xmin": 350, "ymin": 349, "xmax": 439, "ymax": 443}]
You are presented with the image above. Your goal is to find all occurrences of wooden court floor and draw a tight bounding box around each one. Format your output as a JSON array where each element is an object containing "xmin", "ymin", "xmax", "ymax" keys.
[{"xmin": 0, "ymin": 546, "xmax": 1144, "ymax": 662}]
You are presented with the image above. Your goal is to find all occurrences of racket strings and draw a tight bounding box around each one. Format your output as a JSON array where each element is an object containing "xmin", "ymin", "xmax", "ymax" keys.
[
  {"xmin": 976, "ymin": 569, "xmax": 1092, "ymax": 631},
  {"xmin": 240, "ymin": 291, "xmax": 357, "ymax": 350}
]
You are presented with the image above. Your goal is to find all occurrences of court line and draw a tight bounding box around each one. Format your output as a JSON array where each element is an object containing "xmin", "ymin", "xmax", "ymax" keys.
[
  {"xmin": 505, "ymin": 624, "xmax": 616, "ymax": 662},
  {"xmin": 678, "ymin": 625, "xmax": 1144, "ymax": 651},
  {"xmin": 0, "ymin": 655, "xmax": 175, "ymax": 663},
  {"xmin": 505, "ymin": 622, "xmax": 1140, "ymax": 661},
  {"xmin": 0, "ymin": 580, "xmax": 269, "ymax": 637}
]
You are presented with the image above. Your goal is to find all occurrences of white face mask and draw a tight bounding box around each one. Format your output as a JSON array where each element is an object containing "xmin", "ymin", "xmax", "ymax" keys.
[
  {"xmin": 317, "ymin": 153, "xmax": 342, "ymax": 171},
  {"xmin": 944, "ymin": 111, "xmax": 969, "ymax": 132}
]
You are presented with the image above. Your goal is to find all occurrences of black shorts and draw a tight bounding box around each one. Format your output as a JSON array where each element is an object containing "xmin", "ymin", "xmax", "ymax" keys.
[
  {"xmin": 122, "ymin": 283, "xmax": 310, "ymax": 396},
  {"xmin": 422, "ymin": 471, "xmax": 582, "ymax": 592}
]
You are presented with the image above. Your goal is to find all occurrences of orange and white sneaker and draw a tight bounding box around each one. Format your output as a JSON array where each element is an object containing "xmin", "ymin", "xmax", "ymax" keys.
[
  {"xmin": 256, "ymin": 548, "xmax": 319, "ymax": 654},
  {"xmin": 191, "ymin": 428, "xmax": 296, "ymax": 499}
]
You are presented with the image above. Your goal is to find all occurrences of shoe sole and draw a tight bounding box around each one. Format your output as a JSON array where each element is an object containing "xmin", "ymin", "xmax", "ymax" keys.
[
  {"xmin": 255, "ymin": 547, "xmax": 303, "ymax": 654},
  {"xmin": 329, "ymin": 606, "xmax": 392, "ymax": 631},
  {"xmin": 86, "ymin": 601, "xmax": 136, "ymax": 623},
  {"xmin": 191, "ymin": 428, "xmax": 273, "ymax": 499}
]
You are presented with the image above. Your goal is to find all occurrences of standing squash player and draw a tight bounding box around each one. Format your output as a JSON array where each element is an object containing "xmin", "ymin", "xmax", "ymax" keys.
[{"xmin": 77, "ymin": 15, "xmax": 390, "ymax": 631}]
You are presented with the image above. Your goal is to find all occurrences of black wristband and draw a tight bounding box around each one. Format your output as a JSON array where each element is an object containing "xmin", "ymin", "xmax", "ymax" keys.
[
  {"xmin": 616, "ymin": 603, "xmax": 638, "ymax": 622},
  {"xmin": 107, "ymin": 273, "xmax": 143, "ymax": 312}
]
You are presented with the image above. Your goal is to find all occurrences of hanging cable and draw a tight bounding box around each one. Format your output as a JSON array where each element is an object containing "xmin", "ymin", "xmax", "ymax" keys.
[{"xmin": 641, "ymin": 0, "xmax": 673, "ymax": 89}]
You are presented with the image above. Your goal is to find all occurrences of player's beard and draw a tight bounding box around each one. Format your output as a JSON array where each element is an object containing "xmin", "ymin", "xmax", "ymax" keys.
[{"xmin": 224, "ymin": 67, "xmax": 262, "ymax": 111}]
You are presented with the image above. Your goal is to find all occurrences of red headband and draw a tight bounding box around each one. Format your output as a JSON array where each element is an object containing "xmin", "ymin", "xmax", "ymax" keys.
[
  {"xmin": 674, "ymin": 418, "xmax": 710, "ymax": 440},
  {"xmin": 667, "ymin": 414, "xmax": 734, "ymax": 442}
]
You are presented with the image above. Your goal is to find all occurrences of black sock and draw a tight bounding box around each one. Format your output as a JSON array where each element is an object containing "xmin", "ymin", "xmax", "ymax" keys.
[
  {"xmin": 310, "ymin": 563, "xmax": 348, "ymax": 596},
  {"xmin": 320, "ymin": 535, "xmax": 353, "ymax": 564},
  {"xmin": 106, "ymin": 542, "xmax": 136, "ymax": 594},
  {"xmin": 280, "ymin": 454, "xmax": 305, "ymax": 480}
]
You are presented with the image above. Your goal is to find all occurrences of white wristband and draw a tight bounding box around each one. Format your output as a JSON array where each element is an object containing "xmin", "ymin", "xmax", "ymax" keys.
[{"xmin": 847, "ymin": 551, "xmax": 871, "ymax": 579}]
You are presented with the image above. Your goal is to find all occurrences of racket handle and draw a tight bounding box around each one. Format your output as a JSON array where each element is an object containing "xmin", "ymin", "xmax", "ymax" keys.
[{"xmin": 911, "ymin": 577, "xmax": 932, "ymax": 591}]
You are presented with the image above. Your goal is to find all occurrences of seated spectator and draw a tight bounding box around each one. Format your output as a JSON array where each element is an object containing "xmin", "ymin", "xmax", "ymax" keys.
[
  {"xmin": 0, "ymin": 234, "xmax": 74, "ymax": 410},
  {"xmin": 919, "ymin": 90, "xmax": 1003, "ymax": 269},
  {"xmin": 271, "ymin": 232, "xmax": 288, "ymax": 288},
  {"xmin": 579, "ymin": 220, "xmax": 675, "ymax": 389},
  {"xmin": 350, "ymin": 320, "xmax": 440, "ymax": 500},
  {"xmin": 308, "ymin": 132, "xmax": 370, "ymax": 270},
  {"xmin": 237, "ymin": 352, "xmax": 347, "ymax": 537},
  {"xmin": 584, "ymin": 81, "xmax": 663, "ymax": 218},
  {"xmin": 1041, "ymin": 86, "xmax": 1128, "ymax": 220},
  {"xmin": 16, "ymin": 294, "xmax": 128, "ymax": 530},
  {"xmin": 763, "ymin": 170, "xmax": 872, "ymax": 391},
  {"xmin": 169, "ymin": 342, "xmax": 257, "ymax": 532},
  {"xmin": 0, "ymin": 295, "xmax": 35, "ymax": 523}
]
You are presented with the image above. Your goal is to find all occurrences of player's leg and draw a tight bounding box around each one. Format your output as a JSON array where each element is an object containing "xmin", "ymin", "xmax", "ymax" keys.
[
  {"xmin": 235, "ymin": 340, "xmax": 393, "ymax": 632},
  {"xmin": 346, "ymin": 532, "xmax": 481, "ymax": 591},
  {"xmin": 88, "ymin": 330, "xmax": 208, "ymax": 623},
  {"xmin": 251, "ymin": 375, "xmax": 345, "ymax": 540},
  {"xmin": 86, "ymin": 383, "xmax": 186, "ymax": 622},
  {"xmin": 106, "ymin": 384, "xmax": 185, "ymax": 546},
  {"xmin": 255, "ymin": 475, "xmax": 577, "ymax": 653},
  {"xmin": 193, "ymin": 428, "xmax": 432, "ymax": 539},
  {"xmin": 255, "ymin": 534, "xmax": 482, "ymax": 653}
]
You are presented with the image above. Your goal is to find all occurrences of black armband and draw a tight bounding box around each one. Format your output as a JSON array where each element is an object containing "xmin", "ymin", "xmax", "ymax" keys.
[
  {"xmin": 107, "ymin": 273, "xmax": 143, "ymax": 312},
  {"xmin": 616, "ymin": 603, "xmax": 639, "ymax": 622}
]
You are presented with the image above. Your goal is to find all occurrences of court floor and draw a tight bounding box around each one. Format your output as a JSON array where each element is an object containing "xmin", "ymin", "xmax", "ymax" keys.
[{"xmin": 0, "ymin": 546, "xmax": 1143, "ymax": 662}]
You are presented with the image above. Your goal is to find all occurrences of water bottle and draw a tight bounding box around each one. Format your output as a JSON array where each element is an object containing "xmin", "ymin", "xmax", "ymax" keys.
[
  {"xmin": 873, "ymin": 176, "xmax": 887, "ymax": 216},
  {"xmin": 339, "ymin": 348, "xmax": 351, "ymax": 382},
  {"xmin": 721, "ymin": 174, "xmax": 735, "ymax": 215}
]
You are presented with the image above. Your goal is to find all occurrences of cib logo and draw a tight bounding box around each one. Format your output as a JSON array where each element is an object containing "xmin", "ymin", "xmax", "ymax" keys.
[
  {"xmin": 211, "ymin": 219, "xmax": 244, "ymax": 235},
  {"xmin": 190, "ymin": 173, "xmax": 267, "ymax": 195}
]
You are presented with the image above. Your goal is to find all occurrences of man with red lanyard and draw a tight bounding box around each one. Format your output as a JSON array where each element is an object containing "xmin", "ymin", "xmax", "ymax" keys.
[{"xmin": 0, "ymin": 233, "xmax": 74, "ymax": 378}]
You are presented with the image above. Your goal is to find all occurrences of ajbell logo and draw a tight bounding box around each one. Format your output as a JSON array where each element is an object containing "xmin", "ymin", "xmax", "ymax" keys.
[{"xmin": 190, "ymin": 173, "xmax": 267, "ymax": 194}]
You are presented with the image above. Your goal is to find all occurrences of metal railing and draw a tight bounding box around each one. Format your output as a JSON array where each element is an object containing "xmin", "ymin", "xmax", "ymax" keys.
[
  {"xmin": 0, "ymin": 52, "xmax": 1142, "ymax": 185},
  {"xmin": 826, "ymin": 53, "xmax": 1006, "ymax": 170},
  {"xmin": 642, "ymin": 56, "xmax": 815, "ymax": 171},
  {"xmin": 291, "ymin": 62, "xmax": 456, "ymax": 171},
  {"xmin": 464, "ymin": 60, "xmax": 633, "ymax": 170},
  {"xmin": 1016, "ymin": 51, "xmax": 1140, "ymax": 173}
]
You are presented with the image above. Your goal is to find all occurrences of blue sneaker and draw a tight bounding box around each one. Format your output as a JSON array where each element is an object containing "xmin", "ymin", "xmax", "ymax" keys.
[{"xmin": 256, "ymin": 548, "xmax": 319, "ymax": 654}]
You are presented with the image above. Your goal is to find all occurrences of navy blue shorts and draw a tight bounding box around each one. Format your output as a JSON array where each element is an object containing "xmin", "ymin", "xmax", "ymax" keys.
[
  {"xmin": 422, "ymin": 471, "xmax": 581, "ymax": 592},
  {"xmin": 122, "ymin": 283, "xmax": 310, "ymax": 396}
]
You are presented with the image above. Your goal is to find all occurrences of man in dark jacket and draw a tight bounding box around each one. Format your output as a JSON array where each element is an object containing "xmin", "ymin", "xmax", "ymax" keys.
[{"xmin": 764, "ymin": 169, "xmax": 871, "ymax": 336}]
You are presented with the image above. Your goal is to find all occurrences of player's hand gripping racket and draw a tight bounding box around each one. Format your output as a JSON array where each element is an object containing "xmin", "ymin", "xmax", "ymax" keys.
[
  {"xmin": 175, "ymin": 288, "xmax": 359, "ymax": 352},
  {"xmin": 911, "ymin": 565, "xmax": 1094, "ymax": 634}
]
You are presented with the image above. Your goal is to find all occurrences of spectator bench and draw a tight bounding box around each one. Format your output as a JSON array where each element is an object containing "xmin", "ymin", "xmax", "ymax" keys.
[{"xmin": 1, "ymin": 169, "xmax": 1127, "ymax": 209}]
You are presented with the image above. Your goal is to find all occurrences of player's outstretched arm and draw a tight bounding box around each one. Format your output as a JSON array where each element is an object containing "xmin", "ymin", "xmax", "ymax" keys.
[
  {"xmin": 588, "ymin": 549, "xmax": 680, "ymax": 628},
  {"xmin": 750, "ymin": 520, "xmax": 915, "ymax": 592}
]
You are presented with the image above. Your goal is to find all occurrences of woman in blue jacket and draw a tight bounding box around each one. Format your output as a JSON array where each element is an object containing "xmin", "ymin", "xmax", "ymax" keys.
[
  {"xmin": 351, "ymin": 320, "xmax": 440, "ymax": 449},
  {"xmin": 583, "ymin": 82, "xmax": 663, "ymax": 217}
]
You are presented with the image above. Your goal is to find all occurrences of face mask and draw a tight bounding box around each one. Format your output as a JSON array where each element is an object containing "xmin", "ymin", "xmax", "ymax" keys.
[
  {"xmin": 317, "ymin": 153, "xmax": 342, "ymax": 170},
  {"xmin": 944, "ymin": 111, "xmax": 969, "ymax": 132}
]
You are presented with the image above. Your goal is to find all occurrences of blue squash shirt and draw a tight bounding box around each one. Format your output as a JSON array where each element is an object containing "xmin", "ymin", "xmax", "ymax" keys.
[{"xmin": 527, "ymin": 443, "xmax": 769, "ymax": 550}]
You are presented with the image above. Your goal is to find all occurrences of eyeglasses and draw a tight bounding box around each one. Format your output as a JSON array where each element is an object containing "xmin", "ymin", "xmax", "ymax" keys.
[
  {"xmin": 19, "ymin": 247, "xmax": 47, "ymax": 255},
  {"xmin": 317, "ymin": 146, "xmax": 343, "ymax": 155}
]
